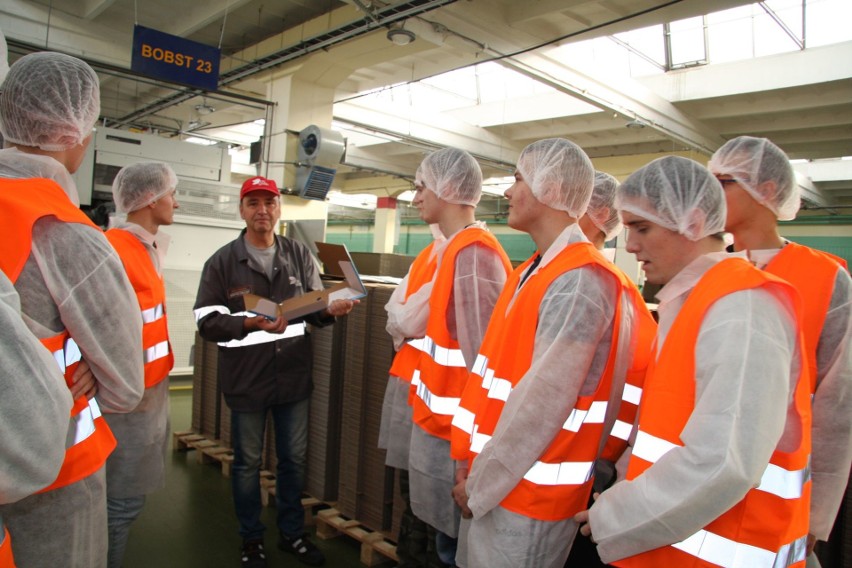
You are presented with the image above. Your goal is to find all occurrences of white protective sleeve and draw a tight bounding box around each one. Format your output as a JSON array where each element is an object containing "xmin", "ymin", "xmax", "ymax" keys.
[
  {"xmin": 21, "ymin": 217, "xmax": 144, "ymax": 413},
  {"xmin": 385, "ymin": 265, "xmax": 434, "ymax": 350},
  {"xmin": 0, "ymin": 273, "xmax": 73, "ymax": 503},
  {"xmin": 448, "ymin": 242, "xmax": 509, "ymax": 372},
  {"xmin": 465, "ymin": 263, "xmax": 618, "ymax": 518},
  {"xmin": 590, "ymin": 287, "xmax": 798, "ymax": 563},
  {"xmin": 810, "ymin": 267, "xmax": 852, "ymax": 539}
]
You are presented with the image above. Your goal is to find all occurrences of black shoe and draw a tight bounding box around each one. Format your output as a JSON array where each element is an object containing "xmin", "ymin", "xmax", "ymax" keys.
[
  {"xmin": 240, "ymin": 539, "xmax": 267, "ymax": 568},
  {"xmin": 279, "ymin": 533, "xmax": 325, "ymax": 566}
]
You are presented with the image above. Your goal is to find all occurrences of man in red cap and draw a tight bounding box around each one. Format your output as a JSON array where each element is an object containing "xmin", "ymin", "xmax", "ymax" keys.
[{"xmin": 194, "ymin": 176, "xmax": 355, "ymax": 567}]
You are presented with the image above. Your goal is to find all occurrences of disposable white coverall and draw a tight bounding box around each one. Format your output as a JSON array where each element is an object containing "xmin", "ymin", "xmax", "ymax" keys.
[
  {"xmin": 748, "ymin": 247, "xmax": 852, "ymax": 541},
  {"xmin": 458, "ymin": 225, "xmax": 633, "ymax": 568},
  {"xmin": 588, "ymin": 253, "xmax": 802, "ymax": 564},
  {"xmin": 0, "ymin": 151, "xmax": 143, "ymax": 568},
  {"xmin": 408, "ymin": 225, "xmax": 509, "ymax": 538}
]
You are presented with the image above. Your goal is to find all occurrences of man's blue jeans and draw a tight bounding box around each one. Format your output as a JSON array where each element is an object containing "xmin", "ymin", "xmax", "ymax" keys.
[{"xmin": 231, "ymin": 399, "xmax": 309, "ymax": 541}]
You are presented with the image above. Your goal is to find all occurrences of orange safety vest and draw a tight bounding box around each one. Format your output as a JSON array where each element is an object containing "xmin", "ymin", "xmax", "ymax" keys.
[
  {"xmin": 409, "ymin": 228, "xmax": 511, "ymax": 440},
  {"xmin": 599, "ymin": 272, "xmax": 657, "ymax": 463},
  {"xmin": 618, "ymin": 258, "xmax": 811, "ymax": 568},
  {"xmin": 0, "ymin": 178, "xmax": 116, "ymax": 492},
  {"xmin": 0, "ymin": 527, "xmax": 15, "ymax": 568},
  {"xmin": 106, "ymin": 228, "xmax": 174, "ymax": 388},
  {"xmin": 765, "ymin": 242, "xmax": 848, "ymax": 392},
  {"xmin": 387, "ymin": 242, "xmax": 439, "ymax": 384},
  {"xmin": 452, "ymin": 242, "xmax": 626, "ymax": 521}
]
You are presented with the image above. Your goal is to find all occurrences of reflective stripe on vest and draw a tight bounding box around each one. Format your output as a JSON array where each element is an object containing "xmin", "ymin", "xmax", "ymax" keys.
[
  {"xmin": 452, "ymin": 406, "xmax": 475, "ymax": 437},
  {"xmin": 672, "ymin": 530, "xmax": 807, "ymax": 568},
  {"xmin": 471, "ymin": 354, "xmax": 515, "ymax": 403},
  {"xmin": 632, "ymin": 430, "xmax": 680, "ymax": 463},
  {"xmin": 411, "ymin": 370, "xmax": 459, "ymax": 417},
  {"xmin": 633, "ymin": 429, "xmax": 810, "ymax": 501},
  {"xmin": 563, "ymin": 401, "xmax": 608, "ymax": 432},
  {"xmin": 623, "ymin": 383, "xmax": 642, "ymax": 405},
  {"xmin": 218, "ymin": 321, "xmax": 306, "ymax": 348},
  {"xmin": 144, "ymin": 341, "xmax": 170, "ymax": 363},
  {"xmin": 72, "ymin": 399, "xmax": 100, "ymax": 444},
  {"xmin": 523, "ymin": 460, "xmax": 595, "ymax": 486},
  {"xmin": 52, "ymin": 336, "xmax": 82, "ymax": 374},
  {"xmin": 408, "ymin": 336, "xmax": 467, "ymax": 368},
  {"xmin": 49, "ymin": 338, "xmax": 103, "ymax": 446},
  {"xmin": 610, "ymin": 419, "xmax": 632, "ymax": 441},
  {"xmin": 468, "ymin": 401, "xmax": 608, "ymax": 459},
  {"xmin": 142, "ymin": 303, "xmax": 165, "ymax": 324},
  {"xmin": 757, "ymin": 462, "xmax": 811, "ymax": 500}
]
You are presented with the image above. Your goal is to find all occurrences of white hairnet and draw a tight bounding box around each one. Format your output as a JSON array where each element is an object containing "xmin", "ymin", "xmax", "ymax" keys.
[
  {"xmin": 0, "ymin": 52, "xmax": 100, "ymax": 151},
  {"xmin": 112, "ymin": 162, "xmax": 178, "ymax": 213},
  {"xmin": 616, "ymin": 155, "xmax": 726, "ymax": 241},
  {"xmin": 516, "ymin": 138, "xmax": 594, "ymax": 216},
  {"xmin": 708, "ymin": 136, "xmax": 800, "ymax": 221},
  {"xmin": 415, "ymin": 147, "xmax": 482, "ymax": 206},
  {"xmin": 587, "ymin": 171, "xmax": 622, "ymax": 241}
]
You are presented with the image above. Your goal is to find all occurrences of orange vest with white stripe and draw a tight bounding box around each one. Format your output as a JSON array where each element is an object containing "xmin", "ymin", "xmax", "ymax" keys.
[
  {"xmin": 452, "ymin": 241, "xmax": 625, "ymax": 521},
  {"xmin": 0, "ymin": 526, "xmax": 15, "ymax": 568},
  {"xmin": 387, "ymin": 242, "xmax": 438, "ymax": 384},
  {"xmin": 600, "ymin": 273, "xmax": 656, "ymax": 463},
  {"xmin": 617, "ymin": 258, "xmax": 811, "ymax": 568},
  {"xmin": 106, "ymin": 228, "xmax": 174, "ymax": 388},
  {"xmin": 765, "ymin": 242, "xmax": 847, "ymax": 392},
  {"xmin": 410, "ymin": 228, "xmax": 511, "ymax": 440},
  {"xmin": 0, "ymin": 178, "xmax": 117, "ymax": 492}
]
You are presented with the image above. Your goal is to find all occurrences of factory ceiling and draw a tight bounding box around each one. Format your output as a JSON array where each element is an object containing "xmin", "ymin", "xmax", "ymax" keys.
[{"xmin": 1, "ymin": 0, "xmax": 851, "ymax": 214}]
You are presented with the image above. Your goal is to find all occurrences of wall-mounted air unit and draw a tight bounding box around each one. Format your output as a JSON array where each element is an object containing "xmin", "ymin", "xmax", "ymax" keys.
[{"xmin": 294, "ymin": 125, "xmax": 345, "ymax": 201}]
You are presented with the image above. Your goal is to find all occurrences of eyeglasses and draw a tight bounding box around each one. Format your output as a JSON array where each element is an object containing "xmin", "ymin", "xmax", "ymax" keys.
[{"xmin": 715, "ymin": 177, "xmax": 740, "ymax": 187}]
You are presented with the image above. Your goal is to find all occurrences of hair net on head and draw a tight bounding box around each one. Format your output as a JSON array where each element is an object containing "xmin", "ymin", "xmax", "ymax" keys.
[
  {"xmin": 587, "ymin": 171, "xmax": 622, "ymax": 241},
  {"xmin": 112, "ymin": 162, "xmax": 178, "ymax": 213},
  {"xmin": 616, "ymin": 155, "xmax": 726, "ymax": 241},
  {"xmin": 516, "ymin": 138, "xmax": 594, "ymax": 216},
  {"xmin": 0, "ymin": 52, "xmax": 100, "ymax": 151},
  {"xmin": 415, "ymin": 147, "xmax": 482, "ymax": 206},
  {"xmin": 708, "ymin": 136, "xmax": 800, "ymax": 221}
]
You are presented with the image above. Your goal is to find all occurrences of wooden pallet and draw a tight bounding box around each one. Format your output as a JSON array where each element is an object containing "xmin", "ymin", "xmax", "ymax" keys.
[
  {"xmin": 172, "ymin": 430, "xmax": 234, "ymax": 477},
  {"xmin": 315, "ymin": 508, "xmax": 397, "ymax": 566}
]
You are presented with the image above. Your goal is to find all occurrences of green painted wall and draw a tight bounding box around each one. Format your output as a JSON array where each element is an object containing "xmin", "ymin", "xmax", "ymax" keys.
[{"xmin": 326, "ymin": 226, "xmax": 537, "ymax": 262}]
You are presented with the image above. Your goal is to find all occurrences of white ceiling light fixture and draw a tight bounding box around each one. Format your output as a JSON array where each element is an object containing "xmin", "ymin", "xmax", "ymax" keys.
[
  {"xmin": 194, "ymin": 102, "xmax": 216, "ymax": 115},
  {"xmin": 387, "ymin": 26, "xmax": 416, "ymax": 46},
  {"xmin": 625, "ymin": 118, "xmax": 648, "ymax": 129}
]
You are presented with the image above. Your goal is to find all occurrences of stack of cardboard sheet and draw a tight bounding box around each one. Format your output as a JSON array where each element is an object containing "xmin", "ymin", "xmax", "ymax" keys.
[
  {"xmin": 305, "ymin": 318, "xmax": 346, "ymax": 501},
  {"xmin": 337, "ymin": 283, "xmax": 397, "ymax": 533},
  {"xmin": 350, "ymin": 252, "xmax": 414, "ymax": 279},
  {"xmin": 191, "ymin": 332, "xmax": 221, "ymax": 440}
]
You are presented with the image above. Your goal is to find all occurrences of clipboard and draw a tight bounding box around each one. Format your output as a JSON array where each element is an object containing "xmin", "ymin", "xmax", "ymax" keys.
[{"xmin": 243, "ymin": 242, "xmax": 366, "ymax": 321}]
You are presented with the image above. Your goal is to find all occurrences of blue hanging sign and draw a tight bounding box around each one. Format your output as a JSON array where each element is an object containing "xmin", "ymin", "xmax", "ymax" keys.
[{"xmin": 131, "ymin": 25, "xmax": 220, "ymax": 91}]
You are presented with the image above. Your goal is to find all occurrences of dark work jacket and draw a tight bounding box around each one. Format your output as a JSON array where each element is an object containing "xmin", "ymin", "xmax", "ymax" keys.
[{"xmin": 193, "ymin": 230, "xmax": 333, "ymax": 412}]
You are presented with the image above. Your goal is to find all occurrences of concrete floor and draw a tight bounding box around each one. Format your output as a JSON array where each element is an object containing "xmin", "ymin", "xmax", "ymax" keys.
[{"xmin": 123, "ymin": 387, "xmax": 376, "ymax": 568}]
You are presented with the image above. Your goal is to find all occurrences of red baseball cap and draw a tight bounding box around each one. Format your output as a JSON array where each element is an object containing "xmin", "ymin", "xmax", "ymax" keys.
[{"xmin": 240, "ymin": 176, "xmax": 280, "ymax": 199}]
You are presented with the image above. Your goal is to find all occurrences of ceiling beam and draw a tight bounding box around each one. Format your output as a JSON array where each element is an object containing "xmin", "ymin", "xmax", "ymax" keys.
[{"xmin": 499, "ymin": 50, "xmax": 726, "ymax": 155}]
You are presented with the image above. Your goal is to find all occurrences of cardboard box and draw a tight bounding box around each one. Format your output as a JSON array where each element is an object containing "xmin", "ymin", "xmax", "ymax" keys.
[{"xmin": 244, "ymin": 243, "xmax": 366, "ymax": 321}]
